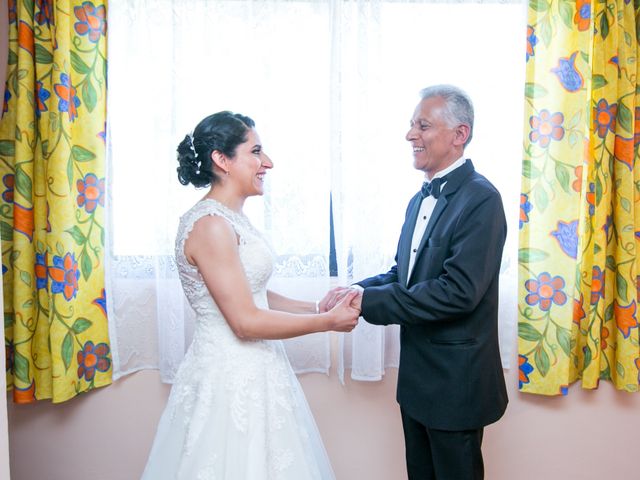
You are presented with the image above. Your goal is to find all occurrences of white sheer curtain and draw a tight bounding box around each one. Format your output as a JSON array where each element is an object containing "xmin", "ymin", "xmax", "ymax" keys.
[
  {"xmin": 107, "ymin": 0, "xmax": 335, "ymax": 382},
  {"xmin": 106, "ymin": 0, "xmax": 524, "ymax": 383},
  {"xmin": 332, "ymin": 0, "xmax": 526, "ymax": 380}
]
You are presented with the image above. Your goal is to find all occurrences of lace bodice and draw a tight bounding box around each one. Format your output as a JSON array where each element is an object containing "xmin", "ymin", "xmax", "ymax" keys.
[{"xmin": 175, "ymin": 199, "xmax": 275, "ymax": 321}]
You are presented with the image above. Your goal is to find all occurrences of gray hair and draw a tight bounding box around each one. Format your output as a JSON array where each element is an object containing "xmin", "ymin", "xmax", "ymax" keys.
[{"xmin": 419, "ymin": 84, "xmax": 474, "ymax": 148}]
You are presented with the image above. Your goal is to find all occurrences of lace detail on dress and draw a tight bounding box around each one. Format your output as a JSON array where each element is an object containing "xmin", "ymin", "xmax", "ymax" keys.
[
  {"xmin": 142, "ymin": 198, "xmax": 335, "ymax": 479},
  {"xmin": 196, "ymin": 455, "xmax": 218, "ymax": 480},
  {"xmin": 172, "ymin": 199, "xmax": 285, "ymax": 439},
  {"xmin": 175, "ymin": 198, "xmax": 275, "ymax": 319}
]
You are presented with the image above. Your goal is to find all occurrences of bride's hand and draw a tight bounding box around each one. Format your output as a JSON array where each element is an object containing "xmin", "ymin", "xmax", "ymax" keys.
[
  {"xmin": 319, "ymin": 286, "xmax": 351, "ymax": 312},
  {"xmin": 327, "ymin": 289, "xmax": 361, "ymax": 332}
]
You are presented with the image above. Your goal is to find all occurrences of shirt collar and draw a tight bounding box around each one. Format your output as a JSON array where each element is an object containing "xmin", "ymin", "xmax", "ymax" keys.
[{"xmin": 424, "ymin": 156, "xmax": 467, "ymax": 182}]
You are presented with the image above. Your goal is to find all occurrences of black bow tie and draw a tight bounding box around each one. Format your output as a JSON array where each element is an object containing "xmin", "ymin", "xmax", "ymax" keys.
[{"xmin": 421, "ymin": 176, "xmax": 446, "ymax": 199}]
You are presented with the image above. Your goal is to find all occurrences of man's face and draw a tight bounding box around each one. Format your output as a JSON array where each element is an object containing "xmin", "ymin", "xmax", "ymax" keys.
[{"xmin": 405, "ymin": 96, "xmax": 459, "ymax": 178}]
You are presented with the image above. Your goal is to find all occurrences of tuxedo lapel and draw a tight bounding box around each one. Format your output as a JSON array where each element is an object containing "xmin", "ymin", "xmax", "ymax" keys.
[
  {"xmin": 398, "ymin": 193, "xmax": 422, "ymax": 285},
  {"xmin": 408, "ymin": 160, "xmax": 475, "ymax": 284}
]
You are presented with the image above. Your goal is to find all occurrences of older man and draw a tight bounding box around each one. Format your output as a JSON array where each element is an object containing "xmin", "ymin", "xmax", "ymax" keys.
[{"xmin": 324, "ymin": 85, "xmax": 508, "ymax": 479}]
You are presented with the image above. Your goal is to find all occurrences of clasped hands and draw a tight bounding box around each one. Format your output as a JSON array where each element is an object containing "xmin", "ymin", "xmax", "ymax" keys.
[{"xmin": 318, "ymin": 286, "xmax": 363, "ymax": 333}]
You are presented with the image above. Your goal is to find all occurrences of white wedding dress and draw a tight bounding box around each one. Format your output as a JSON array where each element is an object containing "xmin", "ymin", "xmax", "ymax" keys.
[{"xmin": 141, "ymin": 199, "xmax": 336, "ymax": 480}]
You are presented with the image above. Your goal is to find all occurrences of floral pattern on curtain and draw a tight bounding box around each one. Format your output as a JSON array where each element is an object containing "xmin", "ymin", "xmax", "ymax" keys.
[
  {"xmin": 1, "ymin": 0, "xmax": 111, "ymax": 403},
  {"xmin": 519, "ymin": 0, "xmax": 640, "ymax": 395}
]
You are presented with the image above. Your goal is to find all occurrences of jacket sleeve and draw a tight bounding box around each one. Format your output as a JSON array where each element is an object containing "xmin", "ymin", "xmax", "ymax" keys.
[
  {"xmin": 361, "ymin": 191, "xmax": 506, "ymax": 326},
  {"xmin": 356, "ymin": 264, "xmax": 398, "ymax": 289}
]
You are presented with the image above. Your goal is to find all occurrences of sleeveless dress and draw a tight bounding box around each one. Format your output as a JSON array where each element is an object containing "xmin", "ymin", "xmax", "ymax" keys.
[{"xmin": 141, "ymin": 199, "xmax": 336, "ymax": 480}]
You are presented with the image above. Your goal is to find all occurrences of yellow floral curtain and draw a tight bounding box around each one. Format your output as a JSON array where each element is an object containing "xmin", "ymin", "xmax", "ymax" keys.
[
  {"xmin": 1, "ymin": 0, "xmax": 111, "ymax": 403},
  {"xmin": 519, "ymin": 0, "xmax": 640, "ymax": 395}
]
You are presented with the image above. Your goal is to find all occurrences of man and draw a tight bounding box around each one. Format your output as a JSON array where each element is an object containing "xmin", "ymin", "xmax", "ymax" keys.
[{"xmin": 322, "ymin": 85, "xmax": 507, "ymax": 479}]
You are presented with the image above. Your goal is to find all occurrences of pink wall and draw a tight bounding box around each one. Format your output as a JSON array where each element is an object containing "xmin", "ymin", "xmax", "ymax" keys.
[
  {"xmin": 3, "ymin": 2, "xmax": 640, "ymax": 479},
  {"xmin": 7, "ymin": 349, "xmax": 640, "ymax": 480}
]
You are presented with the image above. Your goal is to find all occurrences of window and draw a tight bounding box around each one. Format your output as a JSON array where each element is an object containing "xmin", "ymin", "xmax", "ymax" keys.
[{"xmin": 107, "ymin": 0, "xmax": 525, "ymax": 380}]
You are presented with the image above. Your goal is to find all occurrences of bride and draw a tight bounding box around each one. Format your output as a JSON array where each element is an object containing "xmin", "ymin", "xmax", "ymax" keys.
[{"xmin": 141, "ymin": 111, "xmax": 360, "ymax": 479}]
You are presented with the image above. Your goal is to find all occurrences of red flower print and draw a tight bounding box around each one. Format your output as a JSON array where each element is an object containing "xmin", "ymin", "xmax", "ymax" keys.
[
  {"xmin": 526, "ymin": 26, "xmax": 537, "ymax": 62},
  {"xmin": 600, "ymin": 326, "xmax": 609, "ymax": 351},
  {"xmin": 13, "ymin": 380, "xmax": 36, "ymax": 404},
  {"xmin": 593, "ymin": 99, "xmax": 617, "ymax": 138},
  {"xmin": 8, "ymin": 0, "xmax": 17, "ymax": 24},
  {"xmin": 574, "ymin": 0, "xmax": 591, "ymax": 31},
  {"xmin": 525, "ymin": 272, "xmax": 568, "ymax": 311},
  {"xmin": 634, "ymin": 107, "xmax": 640, "ymax": 146},
  {"xmin": 614, "ymin": 135, "xmax": 634, "ymax": 171},
  {"xmin": 519, "ymin": 354, "xmax": 534, "ymax": 389},
  {"xmin": 54, "ymin": 73, "xmax": 81, "ymax": 122},
  {"xmin": 2, "ymin": 174, "xmax": 14, "ymax": 203},
  {"xmin": 35, "ymin": 252, "xmax": 47, "ymax": 290},
  {"xmin": 572, "ymin": 165, "xmax": 583, "ymax": 192},
  {"xmin": 77, "ymin": 173, "xmax": 105, "ymax": 213},
  {"xmin": 590, "ymin": 266, "xmax": 605, "ymax": 305},
  {"xmin": 48, "ymin": 253, "xmax": 80, "ymax": 301},
  {"xmin": 35, "ymin": 81, "xmax": 51, "ymax": 118},
  {"xmin": 615, "ymin": 300, "xmax": 637, "ymax": 339},
  {"xmin": 583, "ymin": 137, "xmax": 591, "ymax": 161},
  {"xmin": 35, "ymin": 0, "xmax": 54, "ymax": 27},
  {"xmin": 586, "ymin": 182, "xmax": 595, "ymax": 215},
  {"xmin": 573, "ymin": 293, "xmax": 586, "ymax": 326},
  {"xmin": 74, "ymin": 2, "xmax": 107, "ymax": 43},
  {"xmin": 77, "ymin": 341, "xmax": 111, "ymax": 381},
  {"xmin": 13, "ymin": 202, "xmax": 34, "ymax": 241},
  {"xmin": 18, "ymin": 21, "xmax": 34, "ymax": 57},
  {"xmin": 529, "ymin": 110, "xmax": 565, "ymax": 147},
  {"xmin": 519, "ymin": 193, "xmax": 532, "ymax": 229}
]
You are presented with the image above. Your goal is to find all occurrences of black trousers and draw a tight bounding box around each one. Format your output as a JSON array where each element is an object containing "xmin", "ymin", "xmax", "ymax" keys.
[{"xmin": 401, "ymin": 408, "xmax": 484, "ymax": 480}]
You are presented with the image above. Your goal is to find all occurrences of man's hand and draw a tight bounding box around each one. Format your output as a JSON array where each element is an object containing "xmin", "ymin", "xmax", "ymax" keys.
[
  {"xmin": 319, "ymin": 286, "xmax": 353, "ymax": 312},
  {"xmin": 350, "ymin": 289, "xmax": 362, "ymax": 311}
]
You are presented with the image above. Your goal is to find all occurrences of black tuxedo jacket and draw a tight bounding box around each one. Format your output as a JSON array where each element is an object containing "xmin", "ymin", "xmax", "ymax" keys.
[{"xmin": 358, "ymin": 160, "xmax": 508, "ymax": 431}]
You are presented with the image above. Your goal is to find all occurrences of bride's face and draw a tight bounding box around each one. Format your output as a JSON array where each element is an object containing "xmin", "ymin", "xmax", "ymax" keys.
[{"xmin": 228, "ymin": 128, "xmax": 273, "ymax": 196}]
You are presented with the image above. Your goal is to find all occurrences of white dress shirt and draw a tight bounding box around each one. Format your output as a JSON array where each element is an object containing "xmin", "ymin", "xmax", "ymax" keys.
[{"xmin": 406, "ymin": 157, "xmax": 467, "ymax": 283}]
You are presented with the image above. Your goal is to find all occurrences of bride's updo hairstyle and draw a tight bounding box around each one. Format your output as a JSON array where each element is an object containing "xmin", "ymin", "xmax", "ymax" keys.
[{"xmin": 176, "ymin": 111, "xmax": 255, "ymax": 188}]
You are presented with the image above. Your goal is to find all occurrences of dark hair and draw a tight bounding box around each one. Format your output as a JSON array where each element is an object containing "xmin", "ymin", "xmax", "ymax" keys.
[{"xmin": 176, "ymin": 111, "xmax": 255, "ymax": 188}]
